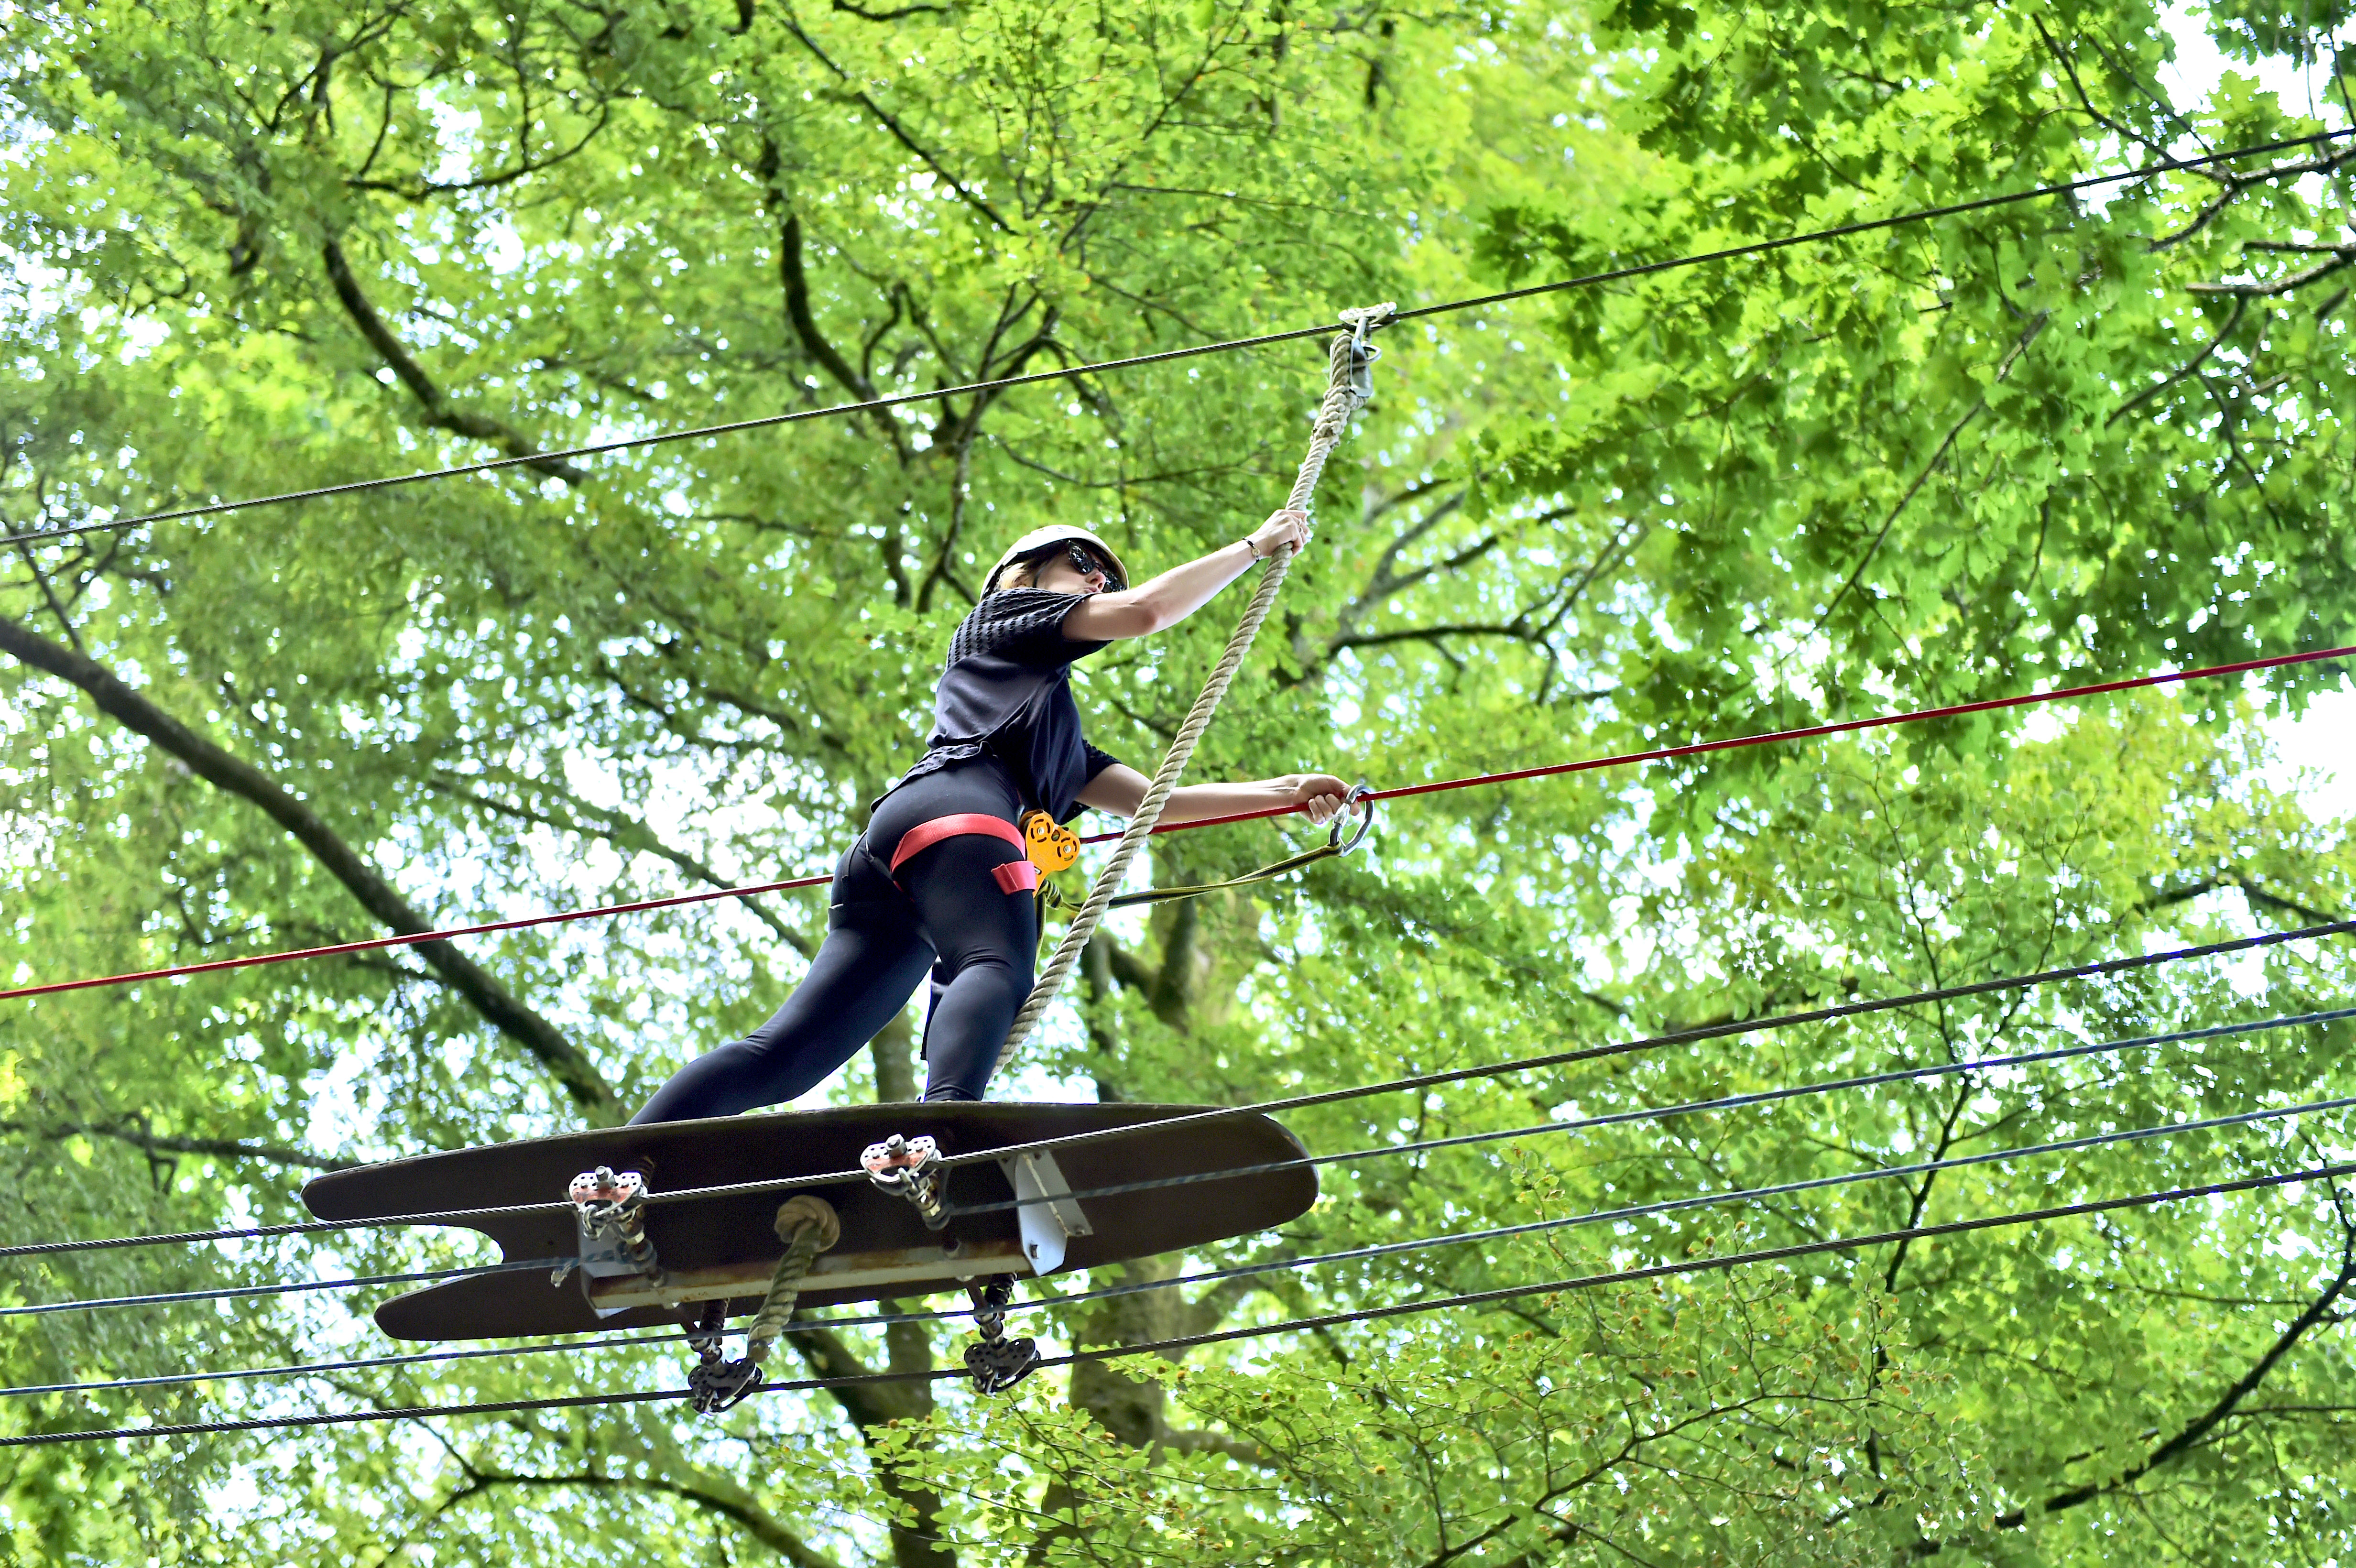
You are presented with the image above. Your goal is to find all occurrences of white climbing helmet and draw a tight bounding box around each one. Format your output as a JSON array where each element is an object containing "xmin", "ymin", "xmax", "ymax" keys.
[{"xmin": 982, "ymin": 526, "xmax": 1131, "ymax": 596}]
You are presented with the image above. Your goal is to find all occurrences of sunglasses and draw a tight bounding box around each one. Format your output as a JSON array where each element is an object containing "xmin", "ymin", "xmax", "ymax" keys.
[{"xmin": 1063, "ymin": 541, "xmax": 1122, "ymax": 589}]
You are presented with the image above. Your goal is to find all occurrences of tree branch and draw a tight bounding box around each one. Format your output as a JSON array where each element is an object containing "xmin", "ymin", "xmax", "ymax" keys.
[
  {"xmin": 2137, "ymin": 874, "xmax": 2345, "ymax": 930},
  {"xmin": 1812, "ymin": 311, "xmax": 2049, "ymax": 636},
  {"xmin": 1914, "ymin": 1218, "xmax": 2356, "ymax": 1552},
  {"xmin": 2150, "ymin": 145, "xmax": 2356, "ymax": 251},
  {"xmin": 346, "ymin": 99, "xmax": 615, "ymax": 200},
  {"xmin": 830, "ymin": 0, "xmax": 951, "ymax": 18},
  {"xmin": 0, "ymin": 617, "xmax": 620, "ymax": 1117},
  {"xmin": 786, "ymin": 1322, "xmax": 957, "ymax": 1568},
  {"xmin": 2185, "ymin": 250, "xmax": 2356, "ymax": 298},
  {"xmin": 779, "ymin": 211, "xmax": 884, "ymax": 405},
  {"xmin": 0, "ymin": 1117, "xmax": 358, "ymax": 1172},
  {"xmin": 2107, "ymin": 295, "xmax": 2248, "ymax": 426},
  {"xmin": 774, "ymin": 19, "xmax": 1012, "ymax": 233},
  {"xmin": 320, "ymin": 239, "xmax": 589, "ymax": 485},
  {"xmin": 428, "ymin": 774, "xmax": 816, "ymax": 957},
  {"xmin": 1154, "ymin": 1426, "xmax": 1276, "ymax": 1468}
]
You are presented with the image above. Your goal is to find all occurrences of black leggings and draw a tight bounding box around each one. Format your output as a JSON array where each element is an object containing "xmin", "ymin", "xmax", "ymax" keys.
[{"xmin": 631, "ymin": 760, "xmax": 1038, "ymax": 1124}]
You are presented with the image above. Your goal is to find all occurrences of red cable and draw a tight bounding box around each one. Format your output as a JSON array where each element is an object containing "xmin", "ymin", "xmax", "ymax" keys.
[
  {"xmin": 7, "ymin": 644, "xmax": 2348, "ymax": 1003},
  {"xmin": 1080, "ymin": 642, "xmax": 2356, "ymax": 839},
  {"xmin": 0, "ymin": 875, "xmax": 831, "ymax": 1002}
]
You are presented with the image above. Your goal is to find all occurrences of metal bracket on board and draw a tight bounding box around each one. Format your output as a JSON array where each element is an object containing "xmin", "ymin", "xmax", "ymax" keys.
[
  {"xmin": 563, "ymin": 1166, "xmax": 663, "ymax": 1317},
  {"xmin": 996, "ymin": 1148, "xmax": 1092, "ymax": 1275},
  {"xmin": 862, "ymin": 1133, "xmax": 950, "ymax": 1230}
]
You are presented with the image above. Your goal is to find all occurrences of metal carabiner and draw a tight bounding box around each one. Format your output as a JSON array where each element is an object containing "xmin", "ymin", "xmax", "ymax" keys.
[{"xmin": 1327, "ymin": 780, "xmax": 1377, "ymax": 856}]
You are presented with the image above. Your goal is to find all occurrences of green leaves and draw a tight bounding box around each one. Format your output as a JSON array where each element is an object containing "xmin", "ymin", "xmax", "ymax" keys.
[{"xmin": 3, "ymin": 0, "xmax": 2356, "ymax": 1560}]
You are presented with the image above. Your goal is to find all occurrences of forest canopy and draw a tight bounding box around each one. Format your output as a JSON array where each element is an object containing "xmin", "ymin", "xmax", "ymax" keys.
[{"xmin": 1, "ymin": 0, "xmax": 2354, "ymax": 1562}]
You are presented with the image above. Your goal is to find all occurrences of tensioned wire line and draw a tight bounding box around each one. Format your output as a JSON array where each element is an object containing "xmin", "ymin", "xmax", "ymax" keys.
[
  {"xmin": 6, "ymin": 917, "xmax": 2350, "ymax": 1259},
  {"xmin": 908, "ymin": 920, "xmax": 2356, "ymax": 1184},
  {"xmin": 5, "ymin": 641, "xmax": 2348, "ymax": 1006},
  {"xmin": 7, "ymin": 126, "xmax": 2349, "ymax": 552},
  {"xmin": 0, "ymin": 1257, "xmax": 551, "ymax": 1320},
  {"xmin": 0, "ymin": 993, "xmax": 2318, "ymax": 1309},
  {"xmin": 8, "ymin": 1157, "xmax": 2352, "ymax": 1447},
  {"xmin": 9, "ymin": 1003, "xmax": 2337, "ymax": 1318},
  {"xmin": 3, "ymin": 1002, "xmax": 2330, "ymax": 1320},
  {"xmin": 940, "ymin": 1003, "xmax": 2356, "ymax": 1219},
  {"xmin": 12, "ymin": 1076, "xmax": 2354, "ymax": 1401}
]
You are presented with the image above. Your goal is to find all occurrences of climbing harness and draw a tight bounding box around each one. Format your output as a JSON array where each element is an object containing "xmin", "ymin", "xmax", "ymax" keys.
[
  {"xmin": 1043, "ymin": 782, "xmax": 1375, "ymax": 913},
  {"xmin": 887, "ymin": 814, "xmax": 1037, "ymax": 895},
  {"xmin": 687, "ymin": 1195, "xmax": 841, "ymax": 1414},
  {"xmin": 861, "ymin": 1132, "xmax": 951, "ymax": 1230},
  {"xmin": 994, "ymin": 303, "xmax": 1394, "ymax": 1075},
  {"xmin": 962, "ymin": 1275, "xmax": 1039, "ymax": 1394},
  {"xmin": 562, "ymin": 1166, "xmax": 663, "ymax": 1289}
]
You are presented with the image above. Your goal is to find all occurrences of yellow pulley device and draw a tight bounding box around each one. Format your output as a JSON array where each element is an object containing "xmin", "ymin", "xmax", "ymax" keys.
[{"xmin": 1020, "ymin": 810, "xmax": 1080, "ymax": 875}]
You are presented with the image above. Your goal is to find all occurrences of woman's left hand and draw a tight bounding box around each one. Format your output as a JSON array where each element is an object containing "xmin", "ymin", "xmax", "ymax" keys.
[{"xmin": 1275, "ymin": 773, "xmax": 1354, "ymax": 825}]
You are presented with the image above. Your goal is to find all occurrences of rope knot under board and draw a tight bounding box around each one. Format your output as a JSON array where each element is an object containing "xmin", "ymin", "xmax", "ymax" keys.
[{"xmin": 687, "ymin": 1195, "xmax": 842, "ymax": 1415}]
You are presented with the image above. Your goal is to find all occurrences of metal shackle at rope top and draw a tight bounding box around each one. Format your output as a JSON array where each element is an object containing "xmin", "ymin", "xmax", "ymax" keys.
[{"xmin": 1337, "ymin": 302, "xmax": 1396, "ymax": 403}]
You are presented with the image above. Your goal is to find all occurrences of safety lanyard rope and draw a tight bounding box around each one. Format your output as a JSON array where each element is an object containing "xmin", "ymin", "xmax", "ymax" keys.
[{"xmin": 4, "ymin": 642, "xmax": 2346, "ymax": 1008}]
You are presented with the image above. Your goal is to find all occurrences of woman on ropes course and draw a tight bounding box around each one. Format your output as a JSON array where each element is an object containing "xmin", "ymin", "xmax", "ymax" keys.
[{"xmin": 632, "ymin": 512, "xmax": 1352, "ymax": 1123}]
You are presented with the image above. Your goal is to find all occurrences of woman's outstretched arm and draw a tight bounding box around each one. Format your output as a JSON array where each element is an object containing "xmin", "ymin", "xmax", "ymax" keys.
[
  {"xmin": 1075, "ymin": 765, "xmax": 1353, "ymax": 826},
  {"xmin": 1061, "ymin": 509, "xmax": 1310, "ymax": 642}
]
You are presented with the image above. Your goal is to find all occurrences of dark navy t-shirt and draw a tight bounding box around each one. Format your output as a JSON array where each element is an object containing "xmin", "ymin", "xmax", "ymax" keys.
[{"xmin": 896, "ymin": 589, "xmax": 1123, "ymax": 822}]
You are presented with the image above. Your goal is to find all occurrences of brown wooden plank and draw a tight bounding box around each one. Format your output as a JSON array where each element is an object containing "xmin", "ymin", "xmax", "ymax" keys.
[{"xmin": 301, "ymin": 1102, "xmax": 1314, "ymax": 1342}]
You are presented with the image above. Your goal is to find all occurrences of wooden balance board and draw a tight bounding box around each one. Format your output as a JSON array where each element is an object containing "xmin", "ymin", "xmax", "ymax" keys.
[{"xmin": 301, "ymin": 1101, "xmax": 1315, "ymax": 1342}]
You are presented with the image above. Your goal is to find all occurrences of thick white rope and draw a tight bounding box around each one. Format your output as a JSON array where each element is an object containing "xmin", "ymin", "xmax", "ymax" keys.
[{"xmin": 993, "ymin": 309, "xmax": 1389, "ymax": 1073}]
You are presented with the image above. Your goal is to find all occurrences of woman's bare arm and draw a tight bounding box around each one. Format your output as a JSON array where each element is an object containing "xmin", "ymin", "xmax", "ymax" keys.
[
  {"xmin": 1061, "ymin": 510, "xmax": 1309, "ymax": 642},
  {"xmin": 1075, "ymin": 764, "xmax": 1352, "ymax": 825}
]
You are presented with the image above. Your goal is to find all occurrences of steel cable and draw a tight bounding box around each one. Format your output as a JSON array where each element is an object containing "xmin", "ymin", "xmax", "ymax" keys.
[
  {"xmin": 7, "ymin": 129, "xmax": 2346, "ymax": 550},
  {"xmin": 6, "ymin": 1000, "xmax": 2342, "ymax": 1323},
  {"xmin": 0, "ymin": 1329, "xmax": 705, "ymax": 1400},
  {"xmin": 8, "ymin": 1156, "xmax": 2350, "ymax": 1447},
  {"xmin": 944, "ymin": 1004, "xmax": 2356, "ymax": 1217},
  {"xmin": 0, "ymin": 1257, "xmax": 551, "ymax": 1320},
  {"xmin": 919, "ymin": 922, "xmax": 2356, "ymax": 1182},
  {"xmin": 5, "ymin": 922, "xmax": 2348, "ymax": 1260},
  {"xmin": 11, "ymin": 1080, "xmax": 2352, "ymax": 1401}
]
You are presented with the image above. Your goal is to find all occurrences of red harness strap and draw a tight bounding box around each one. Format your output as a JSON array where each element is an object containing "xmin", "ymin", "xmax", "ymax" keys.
[{"xmin": 888, "ymin": 813, "xmax": 1028, "ymax": 875}]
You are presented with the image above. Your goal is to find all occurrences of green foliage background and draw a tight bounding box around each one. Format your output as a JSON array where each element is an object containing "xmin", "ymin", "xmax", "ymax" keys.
[{"xmin": 1, "ymin": 0, "xmax": 2353, "ymax": 1561}]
